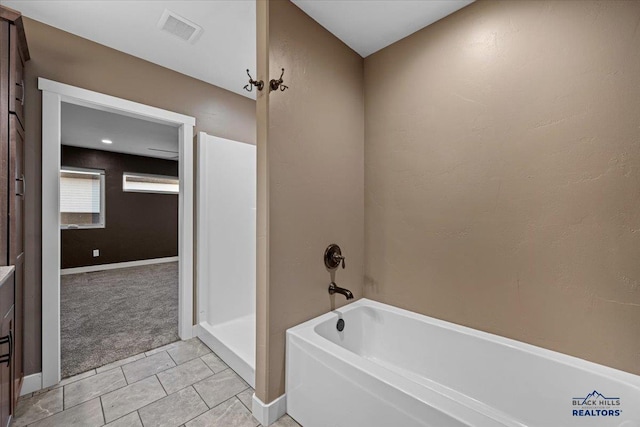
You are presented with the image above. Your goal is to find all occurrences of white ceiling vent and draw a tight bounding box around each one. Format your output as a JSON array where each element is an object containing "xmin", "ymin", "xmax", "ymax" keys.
[{"xmin": 157, "ymin": 9, "xmax": 203, "ymax": 44}]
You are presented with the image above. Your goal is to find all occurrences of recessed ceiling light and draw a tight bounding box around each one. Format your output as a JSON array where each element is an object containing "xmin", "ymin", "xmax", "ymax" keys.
[{"xmin": 102, "ymin": 139, "xmax": 113, "ymax": 144}]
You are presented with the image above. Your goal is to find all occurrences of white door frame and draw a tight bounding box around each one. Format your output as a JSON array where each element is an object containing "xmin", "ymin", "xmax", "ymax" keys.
[{"xmin": 39, "ymin": 78, "xmax": 195, "ymax": 388}]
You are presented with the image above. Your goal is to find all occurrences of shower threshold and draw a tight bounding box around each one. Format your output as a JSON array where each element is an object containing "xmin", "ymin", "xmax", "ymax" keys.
[{"xmin": 198, "ymin": 313, "xmax": 256, "ymax": 388}]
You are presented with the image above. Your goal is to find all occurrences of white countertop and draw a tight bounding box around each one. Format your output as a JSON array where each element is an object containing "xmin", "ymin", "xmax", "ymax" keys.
[{"xmin": 0, "ymin": 266, "xmax": 15, "ymax": 285}]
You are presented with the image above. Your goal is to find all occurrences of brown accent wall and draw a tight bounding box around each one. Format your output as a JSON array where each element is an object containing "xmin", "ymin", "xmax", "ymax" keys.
[
  {"xmin": 364, "ymin": 0, "xmax": 640, "ymax": 375},
  {"xmin": 23, "ymin": 18, "xmax": 255, "ymax": 375},
  {"xmin": 256, "ymin": 0, "xmax": 365, "ymax": 402},
  {"xmin": 61, "ymin": 146, "xmax": 178, "ymax": 269}
]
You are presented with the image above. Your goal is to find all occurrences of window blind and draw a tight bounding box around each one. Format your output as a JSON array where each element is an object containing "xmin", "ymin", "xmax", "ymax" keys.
[
  {"xmin": 60, "ymin": 171, "xmax": 102, "ymax": 213},
  {"xmin": 123, "ymin": 172, "xmax": 179, "ymax": 194}
]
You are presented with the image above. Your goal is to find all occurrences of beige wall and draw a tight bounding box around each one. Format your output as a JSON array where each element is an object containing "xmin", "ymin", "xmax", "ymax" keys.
[
  {"xmin": 255, "ymin": 0, "xmax": 270, "ymax": 405},
  {"xmin": 364, "ymin": 0, "xmax": 640, "ymax": 375},
  {"xmin": 23, "ymin": 18, "xmax": 256, "ymax": 375},
  {"xmin": 256, "ymin": 0, "xmax": 365, "ymax": 402}
]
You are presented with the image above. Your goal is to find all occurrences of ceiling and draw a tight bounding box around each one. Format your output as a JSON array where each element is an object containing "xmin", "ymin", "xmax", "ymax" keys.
[
  {"xmin": 5, "ymin": 0, "xmax": 473, "ymax": 97},
  {"xmin": 61, "ymin": 103, "xmax": 179, "ymax": 160},
  {"xmin": 4, "ymin": 0, "xmax": 257, "ymax": 99},
  {"xmin": 291, "ymin": 1, "xmax": 474, "ymax": 57}
]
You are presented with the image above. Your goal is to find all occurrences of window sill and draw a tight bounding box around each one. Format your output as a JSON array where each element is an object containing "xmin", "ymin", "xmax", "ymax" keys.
[{"xmin": 60, "ymin": 225, "xmax": 105, "ymax": 230}]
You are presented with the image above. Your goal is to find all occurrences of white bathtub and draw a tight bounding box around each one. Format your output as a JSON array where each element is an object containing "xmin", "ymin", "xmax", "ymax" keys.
[{"xmin": 286, "ymin": 299, "xmax": 640, "ymax": 427}]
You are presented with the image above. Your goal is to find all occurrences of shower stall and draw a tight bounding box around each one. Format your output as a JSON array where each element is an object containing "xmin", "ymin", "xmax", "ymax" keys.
[{"xmin": 196, "ymin": 132, "xmax": 256, "ymax": 387}]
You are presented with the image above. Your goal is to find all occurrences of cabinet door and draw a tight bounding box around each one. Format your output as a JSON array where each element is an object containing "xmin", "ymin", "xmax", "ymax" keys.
[
  {"xmin": 9, "ymin": 116, "xmax": 23, "ymax": 260},
  {"xmin": 8, "ymin": 116, "xmax": 23, "ymax": 403},
  {"xmin": 0, "ymin": 20, "xmax": 9, "ymax": 266},
  {"xmin": 0, "ymin": 273, "xmax": 14, "ymax": 427},
  {"xmin": 0, "ymin": 306, "xmax": 13, "ymax": 427},
  {"xmin": 8, "ymin": 24, "xmax": 25, "ymax": 128}
]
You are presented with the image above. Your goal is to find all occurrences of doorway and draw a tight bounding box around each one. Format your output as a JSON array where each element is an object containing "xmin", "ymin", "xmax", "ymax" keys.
[
  {"xmin": 39, "ymin": 78, "xmax": 195, "ymax": 388},
  {"xmin": 59, "ymin": 103, "xmax": 182, "ymax": 377}
]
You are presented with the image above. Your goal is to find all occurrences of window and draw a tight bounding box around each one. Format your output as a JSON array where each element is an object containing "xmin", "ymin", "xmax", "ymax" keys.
[
  {"xmin": 122, "ymin": 172, "xmax": 179, "ymax": 194},
  {"xmin": 60, "ymin": 168, "xmax": 105, "ymax": 229}
]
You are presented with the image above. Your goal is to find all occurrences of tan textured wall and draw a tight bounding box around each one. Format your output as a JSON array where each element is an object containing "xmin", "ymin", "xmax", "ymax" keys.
[
  {"xmin": 23, "ymin": 18, "xmax": 256, "ymax": 375},
  {"xmin": 256, "ymin": 0, "xmax": 364, "ymax": 402},
  {"xmin": 255, "ymin": 0, "xmax": 270, "ymax": 403},
  {"xmin": 364, "ymin": 0, "xmax": 640, "ymax": 375}
]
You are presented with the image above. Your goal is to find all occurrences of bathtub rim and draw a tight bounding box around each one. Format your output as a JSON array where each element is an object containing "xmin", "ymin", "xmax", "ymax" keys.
[
  {"xmin": 286, "ymin": 298, "xmax": 640, "ymax": 427},
  {"xmin": 287, "ymin": 298, "xmax": 640, "ymax": 389}
]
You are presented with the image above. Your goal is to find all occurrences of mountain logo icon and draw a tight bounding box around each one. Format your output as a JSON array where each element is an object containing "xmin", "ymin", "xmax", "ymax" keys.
[{"xmin": 573, "ymin": 390, "xmax": 620, "ymax": 405}]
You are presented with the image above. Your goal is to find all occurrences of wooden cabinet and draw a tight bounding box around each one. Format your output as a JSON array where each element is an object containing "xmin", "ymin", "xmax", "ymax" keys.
[
  {"xmin": 0, "ymin": 5, "xmax": 29, "ymax": 425},
  {"xmin": 0, "ymin": 268, "xmax": 14, "ymax": 427}
]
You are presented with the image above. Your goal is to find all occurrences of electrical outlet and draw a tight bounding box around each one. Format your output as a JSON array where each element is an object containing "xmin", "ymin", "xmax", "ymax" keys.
[{"xmin": 93, "ymin": 249, "xmax": 99, "ymax": 257}]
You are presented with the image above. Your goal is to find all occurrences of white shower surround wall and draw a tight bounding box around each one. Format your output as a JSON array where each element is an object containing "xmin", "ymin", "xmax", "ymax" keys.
[
  {"xmin": 196, "ymin": 132, "xmax": 257, "ymax": 388},
  {"xmin": 286, "ymin": 299, "xmax": 640, "ymax": 427}
]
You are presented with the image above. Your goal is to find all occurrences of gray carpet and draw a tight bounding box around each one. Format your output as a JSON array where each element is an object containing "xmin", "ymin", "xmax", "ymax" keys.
[{"xmin": 61, "ymin": 262, "xmax": 179, "ymax": 378}]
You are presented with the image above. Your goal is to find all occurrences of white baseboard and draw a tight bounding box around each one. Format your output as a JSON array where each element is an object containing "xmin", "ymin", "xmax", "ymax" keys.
[
  {"xmin": 252, "ymin": 393, "xmax": 286, "ymax": 426},
  {"xmin": 60, "ymin": 256, "xmax": 178, "ymax": 275},
  {"xmin": 21, "ymin": 373, "xmax": 42, "ymax": 396}
]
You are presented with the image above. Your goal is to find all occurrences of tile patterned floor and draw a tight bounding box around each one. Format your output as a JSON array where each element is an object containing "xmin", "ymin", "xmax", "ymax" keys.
[{"xmin": 13, "ymin": 338, "xmax": 301, "ymax": 427}]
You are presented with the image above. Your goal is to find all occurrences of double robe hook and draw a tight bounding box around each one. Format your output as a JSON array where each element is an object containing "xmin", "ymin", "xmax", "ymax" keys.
[
  {"xmin": 269, "ymin": 68, "xmax": 288, "ymax": 92},
  {"xmin": 243, "ymin": 68, "xmax": 289, "ymax": 93},
  {"xmin": 243, "ymin": 69, "xmax": 264, "ymax": 92}
]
